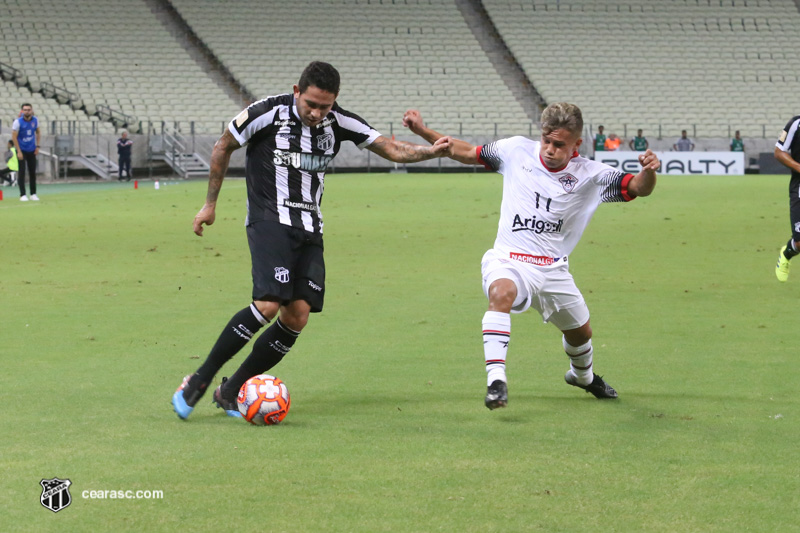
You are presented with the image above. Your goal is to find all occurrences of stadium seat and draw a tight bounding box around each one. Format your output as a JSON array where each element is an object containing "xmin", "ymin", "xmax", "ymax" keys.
[{"xmin": 483, "ymin": 0, "xmax": 800, "ymax": 138}]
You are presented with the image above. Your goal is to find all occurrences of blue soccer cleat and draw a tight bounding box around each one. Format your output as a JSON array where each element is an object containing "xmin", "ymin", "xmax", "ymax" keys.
[
  {"xmin": 172, "ymin": 374, "xmax": 210, "ymax": 420},
  {"xmin": 172, "ymin": 375, "xmax": 194, "ymax": 420}
]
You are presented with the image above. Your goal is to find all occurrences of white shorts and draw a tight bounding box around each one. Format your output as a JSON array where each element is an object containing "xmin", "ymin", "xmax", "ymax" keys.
[{"xmin": 480, "ymin": 248, "xmax": 589, "ymax": 331}]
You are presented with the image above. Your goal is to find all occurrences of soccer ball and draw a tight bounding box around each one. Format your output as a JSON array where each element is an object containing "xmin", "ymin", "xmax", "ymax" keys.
[{"xmin": 237, "ymin": 374, "xmax": 291, "ymax": 426}]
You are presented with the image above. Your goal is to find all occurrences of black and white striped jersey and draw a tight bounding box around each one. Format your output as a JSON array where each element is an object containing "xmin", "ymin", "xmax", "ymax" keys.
[
  {"xmin": 776, "ymin": 115, "xmax": 800, "ymax": 178},
  {"xmin": 228, "ymin": 93, "xmax": 381, "ymax": 233}
]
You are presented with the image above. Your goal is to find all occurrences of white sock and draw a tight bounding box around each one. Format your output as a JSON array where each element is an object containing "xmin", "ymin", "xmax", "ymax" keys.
[
  {"xmin": 563, "ymin": 336, "xmax": 593, "ymax": 386},
  {"xmin": 483, "ymin": 311, "xmax": 511, "ymax": 386}
]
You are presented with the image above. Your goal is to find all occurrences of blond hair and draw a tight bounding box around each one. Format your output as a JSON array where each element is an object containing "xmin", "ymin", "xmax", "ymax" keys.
[{"xmin": 540, "ymin": 102, "xmax": 583, "ymax": 138}]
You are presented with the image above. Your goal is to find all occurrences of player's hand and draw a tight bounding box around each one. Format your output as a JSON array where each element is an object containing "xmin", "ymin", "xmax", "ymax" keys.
[
  {"xmin": 638, "ymin": 149, "xmax": 660, "ymax": 172},
  {"xmin": 431, "ymin": 136, "xmax": 454, "ymax": 157},
  {"xmin": 193, "ymin": 204, "xmax": 216, "ymax": 236},
  {"xmin": 402, "ymin": 109, "xmax": 424, "ymax": 134}
]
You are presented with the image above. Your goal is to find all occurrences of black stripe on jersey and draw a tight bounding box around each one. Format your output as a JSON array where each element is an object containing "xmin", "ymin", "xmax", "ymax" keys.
[
  {"xmin": 331, "ymin": 104, "xmax": 376, "ymax": 146},
  {"xmin": 480, "ymin": 143, "xmax": 502, "ymax": 171},
  {"xmin": 599, "ymin": 170, "xmax": 629, "ymax": 203},
  {"xmin": 233, "ymin": 94, "xmax": 293, "ymax": 139}
]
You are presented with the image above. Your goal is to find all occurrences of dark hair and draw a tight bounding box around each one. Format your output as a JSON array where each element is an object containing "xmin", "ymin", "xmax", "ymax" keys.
[
  {"xmin": 21, "ymin": 103, "xmax": 32, "ymax": 109},
  {"xmin": 298, "ymin": 61, "xmax": 340, "ymax": 95}
]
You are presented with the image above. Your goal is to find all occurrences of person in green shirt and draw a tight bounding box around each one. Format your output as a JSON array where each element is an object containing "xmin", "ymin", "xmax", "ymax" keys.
[
  {"xmin": 1, "ymin": 140, "xmax": 18, "ymax": 186},
  {"xmin": 730, "ymin": 130, "xmax": 744, "ymax": 152},
  {"xmin": 593, "ymin": 125, "xmax": 606, "ymax": 154},
  {"xmin": 629, "ymin": 129, "xmax": 648, "ymax": 151}
]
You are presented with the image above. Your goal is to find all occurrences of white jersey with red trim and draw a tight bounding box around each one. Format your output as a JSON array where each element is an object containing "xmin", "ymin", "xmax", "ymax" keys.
[{"xmin": 477, "ymin": 136, "xmax": 634, "ymax": 266}]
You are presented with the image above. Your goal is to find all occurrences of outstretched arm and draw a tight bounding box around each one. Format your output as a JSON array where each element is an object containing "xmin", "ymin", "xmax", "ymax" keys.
[
  {"xmin": 628, "ymin": 149, "xmax": 659, "ymax": 198},
  {"xmin": 193, "ymin": 129, "xmax": 241, "ymax": 236},
  {"xmin": 402, "ymin": 110, "xmax": 480, "ymax": 165},
  {"xmin": 366, "ymin": 134, "xmax": 453, "ymax": 163}
]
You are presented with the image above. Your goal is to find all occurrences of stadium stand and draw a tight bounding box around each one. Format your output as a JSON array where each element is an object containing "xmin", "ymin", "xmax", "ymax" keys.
[
  {"xmin": 170, "ymin": 0, "xmax": 534, "ymax": 136},
  {"xmin": 0, "ymin": 78, "xmax": 112, "ymax": 134},
  {"xmin": 483, "ymin": 0, "xmax": 800, "ymax": 139},
  {"xmin": 1, "ymin": 0, "xmax": 797, "ymax": 176},
  {"xmin": 0, "ymin": 0, "xmax": 240, "ymax": 133}
]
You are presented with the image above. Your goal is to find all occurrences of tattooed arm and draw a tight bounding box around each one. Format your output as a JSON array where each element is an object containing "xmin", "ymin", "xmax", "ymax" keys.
[
  {"xmin": 366, "ymin": 135, "xmax": 453, "ymax": 163},
  {"xmin": 193, "ymin": 129, "xmax": 241, "ymax": 236}
]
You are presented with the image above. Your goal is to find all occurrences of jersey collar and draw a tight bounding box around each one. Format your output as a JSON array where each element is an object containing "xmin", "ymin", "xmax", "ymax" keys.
[{"xmin": 538, "ymin": 151, "xmax": 579, "ymax": 173}]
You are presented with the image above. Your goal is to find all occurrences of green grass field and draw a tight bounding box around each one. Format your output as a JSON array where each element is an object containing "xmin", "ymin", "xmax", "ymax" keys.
[{"xmin": 2, "ymin": 173, "xmax": 799, "ymax": 532}]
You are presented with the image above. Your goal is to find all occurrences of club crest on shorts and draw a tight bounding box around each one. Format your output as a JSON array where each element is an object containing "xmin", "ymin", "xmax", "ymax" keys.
[
  {"xmin": 559, "ymin": 173, "xmax": 578, "ymax": 192},
  {"xmin": 274, "ymin": 267, "xmax": 290, "ymax": 284},
  {"xmin": 40, "ymin": 478, "xmax": 72, "ymax": 513},
  {"xmin": 316, "ymin": 133, "xmax": 333, "ymax": 151}
]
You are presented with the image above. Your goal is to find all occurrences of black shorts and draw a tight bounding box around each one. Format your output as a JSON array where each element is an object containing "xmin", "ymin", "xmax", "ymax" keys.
[
  {"xmin": 790, "ymin": 176, "xmax": 800, "ymax": 241},
  {"xmin": 247, "ymin": 220, "xmax": 325, "ymax": 312}
]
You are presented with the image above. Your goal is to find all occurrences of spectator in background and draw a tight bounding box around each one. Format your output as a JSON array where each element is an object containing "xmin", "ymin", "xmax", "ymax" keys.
[
  {"xmin": 117, "ymin": 130, "xmax": 133, "ymax": 181},
  {"xmin": 604, "ymin": 133, "xmax": 621, "ymax": 151},
  {"xmin": 730, "ymin": 130, "xmax": 744, "ymax": 152},
  {"xmin": 12, "ymin": 102, "xmax": 40, "ymax": 201},
  {"xmin": 1, "ymin": 140, "xmax": 19, "ymax": 186},
  {"xmin": 629, "ymin": 129, "xmax": 649, "ymax": 151},
  {"xmin": 673, "ymin": 130, "xmax": 695, "ymax": 151},
  {"xmin": 593, "ymin": 125, "xmax": 606, "ymax": 154}
]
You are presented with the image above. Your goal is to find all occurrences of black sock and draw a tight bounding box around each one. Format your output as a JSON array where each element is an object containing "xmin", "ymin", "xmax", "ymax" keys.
[
  {"xmin": 784, "ymin": 239, "xmax": 799, "ymax": 260},
  {"xmin": 195, "ymin": 304, "xmax": 268, "ymax": 383},
  {"xmin": 182, "ymin": 373, "xmax": 211, "ymax": 407},
  {"xmin": 221, "ymin": 319, "xmax": 300, "ymax": 399}
]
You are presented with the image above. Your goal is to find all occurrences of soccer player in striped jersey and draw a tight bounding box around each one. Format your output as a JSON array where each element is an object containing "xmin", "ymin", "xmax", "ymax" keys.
[
  {"xmin": 403, "ymin": 103, "xmax": 659, "ymax": 409},
  {"xmin": 774, "ymin": 115, "xmax": 800, "ymax": 282},
  {"xmin": 172, "ymin": 61, "xmax": 453, "ymax": 419}
]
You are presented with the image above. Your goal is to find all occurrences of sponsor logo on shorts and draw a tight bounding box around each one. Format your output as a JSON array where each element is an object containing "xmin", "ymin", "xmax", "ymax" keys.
[
  {"xmin": 308, "ymin": 280, "xmax": 322, "ymax": 292},
  {"xmin": 795, "ymin": 221, "xmax": 800, "ymax": 234},
  {"xmin": 274, "ymin": 267, "xmax": 290, "ymax": 283},
  {"xmin": 509, "ymin": 252, "xmax": 556, "ymax": 266}
]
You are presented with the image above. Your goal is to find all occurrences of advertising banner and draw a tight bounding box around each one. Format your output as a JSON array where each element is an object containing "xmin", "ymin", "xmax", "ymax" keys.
[{"xmin": 595, "ymin": 151, "xmax": 745, "ymax": 175}]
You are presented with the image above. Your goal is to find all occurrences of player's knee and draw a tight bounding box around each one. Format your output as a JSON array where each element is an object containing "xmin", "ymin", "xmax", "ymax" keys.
[
  {"xmin": 563, "ymin": 322, "xmax": 592, "ymax": 346},
  {"xmin": 488, "ymin": 279, "xmax": 517, "ymax": 312},
  {"xmin": 280, "ymin": 310, "xmax": 309, "ymax": 332},
  {"xmin": 253, "ymin": 300, "xmax": 280, "ymax": 322},
  {"xmin": 279, "ymin": 301, "xmax": 311, "ymax": 332}
]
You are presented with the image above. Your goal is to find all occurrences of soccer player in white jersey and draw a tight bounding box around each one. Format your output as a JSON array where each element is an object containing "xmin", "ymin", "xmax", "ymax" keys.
[{"xmin": 403, "ymin": 103, "xmax": 659, "ymax": 408}]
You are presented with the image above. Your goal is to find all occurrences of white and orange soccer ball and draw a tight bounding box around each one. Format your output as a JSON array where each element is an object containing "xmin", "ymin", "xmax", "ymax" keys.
[{"xmin": 237, "ymin": 374, "xmax": 291, "ymax": 425}]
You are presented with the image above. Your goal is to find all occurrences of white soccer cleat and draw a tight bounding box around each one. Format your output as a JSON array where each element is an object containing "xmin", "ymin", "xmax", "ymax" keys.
[
  {"xmin": 30, "ymin": 194, "xmax": 40, "ymax": 201},
  {"xmin": 20, "ymin": 195, "xmax": 28, "ymax": 202}
]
